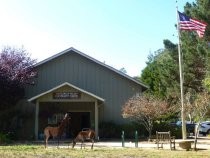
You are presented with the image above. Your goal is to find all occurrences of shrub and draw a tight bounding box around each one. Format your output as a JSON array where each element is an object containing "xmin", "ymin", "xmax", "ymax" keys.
[
  {"xmin": 153, "ymin": 122, "xmax": 182, "ymax": 139},
  {"xmin": 99, "ymin": 121, "xmax": 148, "ymax": 139},
  {"xmin": 0, "ymin": 132, "xmax": 12, "ymax": 144},
  {"xmin": 99, "ymin": 122, "xmax": 121, "ymax": 138},
  {"xmin": 120, "ymin": 123, "xmax": 147, "ymax": 139}
]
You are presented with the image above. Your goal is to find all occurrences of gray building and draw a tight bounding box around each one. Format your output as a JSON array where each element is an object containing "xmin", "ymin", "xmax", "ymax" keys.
[{"xmin": 26, "ymin": 47, "xmax": 147, "ymax": 139}]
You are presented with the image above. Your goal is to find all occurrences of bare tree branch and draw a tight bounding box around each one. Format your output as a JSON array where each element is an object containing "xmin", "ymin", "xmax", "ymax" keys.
[{"xmin": 122, "ymin": 93, "xmax": 172, "ymax": 139}]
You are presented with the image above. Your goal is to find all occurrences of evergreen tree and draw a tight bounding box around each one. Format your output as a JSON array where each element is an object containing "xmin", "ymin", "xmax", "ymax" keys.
[{"xmin": 141, "ymin": 0, "xmax": 210, "ymax": 105}]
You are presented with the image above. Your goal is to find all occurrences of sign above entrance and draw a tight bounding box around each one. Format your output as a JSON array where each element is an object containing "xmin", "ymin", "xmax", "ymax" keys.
[{"xmin": 53, "ymin": 92, "xmax": 81, "ymax": 99}]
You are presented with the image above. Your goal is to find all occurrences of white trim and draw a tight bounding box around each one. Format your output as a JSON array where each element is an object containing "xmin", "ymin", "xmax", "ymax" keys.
[
  {"xmin": 95, "ymin": 100, "xmax": 98, "ymax": 138},
  {"xmin": 34, "ymin": 47, "xmax": 148, "ymax": 89},
  {"xmin": 28, "ymin": 82, "xmax": 105, "ymax": 102},
  {"xmin": 35, "ymin": 101, "xmax": 39, "ymax": 140}
]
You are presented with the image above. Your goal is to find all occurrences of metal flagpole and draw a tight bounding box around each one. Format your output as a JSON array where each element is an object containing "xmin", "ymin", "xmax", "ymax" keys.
[{"xmin": 176, "ymin": 4, "xmax": 187, "ymax": 139}]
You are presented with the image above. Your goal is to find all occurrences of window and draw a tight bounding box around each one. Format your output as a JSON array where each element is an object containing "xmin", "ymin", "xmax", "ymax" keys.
[{"xmin": 48, "ymin": 113, "xmax": 64, "ymax": 124}]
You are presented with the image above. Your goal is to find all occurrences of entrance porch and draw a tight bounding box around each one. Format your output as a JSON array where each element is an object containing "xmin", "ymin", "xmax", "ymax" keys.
[{"xmin": 28, "ymin": 82, "xmax": 104, "ymax": 140}]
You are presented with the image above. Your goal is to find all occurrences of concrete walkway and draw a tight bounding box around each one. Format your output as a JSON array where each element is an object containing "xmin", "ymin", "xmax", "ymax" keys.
[
  {"xmin": 82, "ymin": 139, "xmax": 210, "ymax": 150},
  {"xmin": 45, "ymin": 138, "xmax": 210, "ymax": 150}
]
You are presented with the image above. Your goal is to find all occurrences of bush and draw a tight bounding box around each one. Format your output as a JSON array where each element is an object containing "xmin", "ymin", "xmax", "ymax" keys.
[
  {"xmin": 99, "ymin": 122, "xmax": 121, "ymax": 138},
  {"xmin": 120, "ymin": 123, "xmax": 147, "ymax": 139},
  {"xmin": 153, "ymin": 122, "xmax": 182, "ymax": 139},
  {"xmin": 99, "ymin": 121, "xmax": 148, "ymax": 139},
  {"xmin": 99, "ymin": 121, "xmax": 182, "ymax": 140},
  {"xmin": 0, "ymin": 132, "xmax": 12, "ymax": 144}
]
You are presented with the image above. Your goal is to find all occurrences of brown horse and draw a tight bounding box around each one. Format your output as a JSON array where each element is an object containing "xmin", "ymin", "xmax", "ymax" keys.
[
  {"xmin": 44, "ymin": 113, "xmax": 71, "ymax": 148},
  {"xmin": 72, "ymin": 129, "xmax": 95, "ymax": 149}
]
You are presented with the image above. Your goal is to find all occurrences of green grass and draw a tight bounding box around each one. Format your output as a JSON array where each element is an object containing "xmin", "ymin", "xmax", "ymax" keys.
[{"xmin": 0, "ymin": 145, "xmax": 209, "ymax": 158}]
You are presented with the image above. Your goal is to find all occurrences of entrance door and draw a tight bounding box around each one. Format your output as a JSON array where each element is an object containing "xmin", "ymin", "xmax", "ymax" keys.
[
  {"xmin": 81, "ymin": 112, "xmax": 90, "ymax": 129},
  {"xmin": 67, "ymin": 112, "xmax": 90, "ymax": 138}
]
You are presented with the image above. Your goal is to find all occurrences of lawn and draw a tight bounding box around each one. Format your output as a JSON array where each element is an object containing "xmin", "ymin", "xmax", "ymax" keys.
[{"xmin": 0, "ymin": 145, "xmax": 209, "ymax": 158}]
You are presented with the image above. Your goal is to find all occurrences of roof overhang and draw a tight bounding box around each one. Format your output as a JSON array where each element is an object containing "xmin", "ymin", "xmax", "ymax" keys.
[{"xmin": 28, "ymin": 82, "xmax": 105, "ymax": 102}]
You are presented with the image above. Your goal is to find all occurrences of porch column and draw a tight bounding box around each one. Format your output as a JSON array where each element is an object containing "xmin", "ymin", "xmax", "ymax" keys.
[
  {"xmin": 35, "ymin": 101, "xmax": 39, "ymax": 140},
  {"xmin": 94, "ymin": 100, "xmax": 98, "ymax": 138}
]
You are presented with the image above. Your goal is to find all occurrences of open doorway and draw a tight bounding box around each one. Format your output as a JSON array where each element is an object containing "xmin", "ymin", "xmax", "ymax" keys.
[{"xmin": 67, "ymin": 112, "xmax": 90, "ymax": 138}]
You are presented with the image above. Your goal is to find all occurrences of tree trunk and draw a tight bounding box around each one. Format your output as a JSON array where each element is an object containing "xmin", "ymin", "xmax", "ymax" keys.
[
  {"xmin": 194, "ymin": 122, "xmax": 200, "ymax": 151},
  {"xmin": 148, "ymin": 129, "xmax": 152, "ymax": 141}
]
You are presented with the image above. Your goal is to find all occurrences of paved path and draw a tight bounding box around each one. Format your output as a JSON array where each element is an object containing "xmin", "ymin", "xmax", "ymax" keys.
[
  {"xmin": 83, "ymin": 139, "xmax": 210, "ymax": 150},
  {"xmin": 45, "ymin": 138, "xmax": 210, "ymax": 150}
]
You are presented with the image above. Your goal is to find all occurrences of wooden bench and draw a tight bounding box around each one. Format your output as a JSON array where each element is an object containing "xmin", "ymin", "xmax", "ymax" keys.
[{"xmin": 156, "ymin": 131, "xmax": 175, "ymax": 150}]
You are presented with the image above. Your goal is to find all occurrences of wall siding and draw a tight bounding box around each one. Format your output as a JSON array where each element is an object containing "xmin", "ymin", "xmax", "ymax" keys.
[{"xmin": 26, "ymin": 50, "xmax": 144, "ymax": 124}]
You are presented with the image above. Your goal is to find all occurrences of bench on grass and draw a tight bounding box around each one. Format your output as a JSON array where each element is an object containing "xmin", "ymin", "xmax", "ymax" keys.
[{"xmin": 156, "ymin": 131, "xmax": 175, "ymax": 150}]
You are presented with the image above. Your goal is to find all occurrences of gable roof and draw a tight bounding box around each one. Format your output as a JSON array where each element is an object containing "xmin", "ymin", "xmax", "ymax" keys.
[
  {"xmin": 35, "ymin": 47, "xmax": 148, "ymax": 89},
  {"xmin": 28, "ymin": 82, "xmax": 105, "ymax": 102}
]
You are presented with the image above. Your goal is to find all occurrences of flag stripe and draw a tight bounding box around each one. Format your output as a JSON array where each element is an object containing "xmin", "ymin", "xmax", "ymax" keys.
[{"xmin": 178, "ymin": 11, "xmax": 207, "ymax": 38}]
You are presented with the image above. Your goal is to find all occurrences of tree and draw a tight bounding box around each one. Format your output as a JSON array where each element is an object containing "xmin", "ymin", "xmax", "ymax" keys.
[
  {"xmin": 141, "ymin": 41, "xmax": 180, "ymax": 104},
  {"xmin": 141, "ymin": 0, "xmax": 210, "ymax": 119},
  {"xmin": 141, "ymin": 0, "xmax": 210, "ymax": 96},
  {"xmin": 181, "ymin": 0, "xmax": 210, "ymax": 93},
  {"xmin": 184, "ymin": 91, "xmax": 210, "ymax": 150},
  {"xmin": 0, "ymin": 46, "xmax": 36, "ymax": 111},
  {"xmin": 139, "ymin": 0, "xmax": 210, "ymax": 140},
  {"xmin": 119, "ymin": 67, "xmax": 127, "ymax": 74},
  {"xmin": 122, "ymin": 93, "xmax": 171, "ymax": 139},
  {"xmin": 184, "ymin": 0, "xmax": 210, "ymax": 41},
  {"xmin": 203, "ymin": 78, "xmax": 210, "ymax": 91}
]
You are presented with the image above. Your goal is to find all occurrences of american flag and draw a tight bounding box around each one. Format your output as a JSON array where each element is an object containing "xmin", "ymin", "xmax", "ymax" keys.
[{"xmin": 178, "ymin": 11, "xmax": 207, "ymax": 38}]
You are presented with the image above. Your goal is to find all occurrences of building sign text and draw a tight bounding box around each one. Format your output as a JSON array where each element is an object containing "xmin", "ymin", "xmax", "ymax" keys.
[{"xmin": 53, "ymin": 92, "xmax": 81, "ymax": 99}]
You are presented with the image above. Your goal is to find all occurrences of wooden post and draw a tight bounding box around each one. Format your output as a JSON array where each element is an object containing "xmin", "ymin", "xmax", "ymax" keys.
[
  {"xmin": 95, "ymin": 100, "xmax": 98, "ymax": 138},
  {"xmin": 35, "ymin": 101, "xmax": 39, "ymax": 140}
]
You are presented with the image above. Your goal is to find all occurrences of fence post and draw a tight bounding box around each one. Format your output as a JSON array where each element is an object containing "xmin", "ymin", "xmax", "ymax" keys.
[
  {"xmin": 135, "ymin": 130, "xmax": 138, "ymax": 148},
  {"xmin": 121, "ymin": 130, "xmax": 125, "ymax": 147}
]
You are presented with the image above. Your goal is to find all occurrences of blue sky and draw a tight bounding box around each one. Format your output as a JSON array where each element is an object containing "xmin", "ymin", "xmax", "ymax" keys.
[{"xmin": 0, "ymin": 0, "xmax": 194, "ymax": 77}]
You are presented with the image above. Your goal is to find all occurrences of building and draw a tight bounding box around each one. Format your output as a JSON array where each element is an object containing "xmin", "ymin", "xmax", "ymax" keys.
[{"xmin": 25, "ymin": 47, "xmax": 147, "ymax": 139}]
